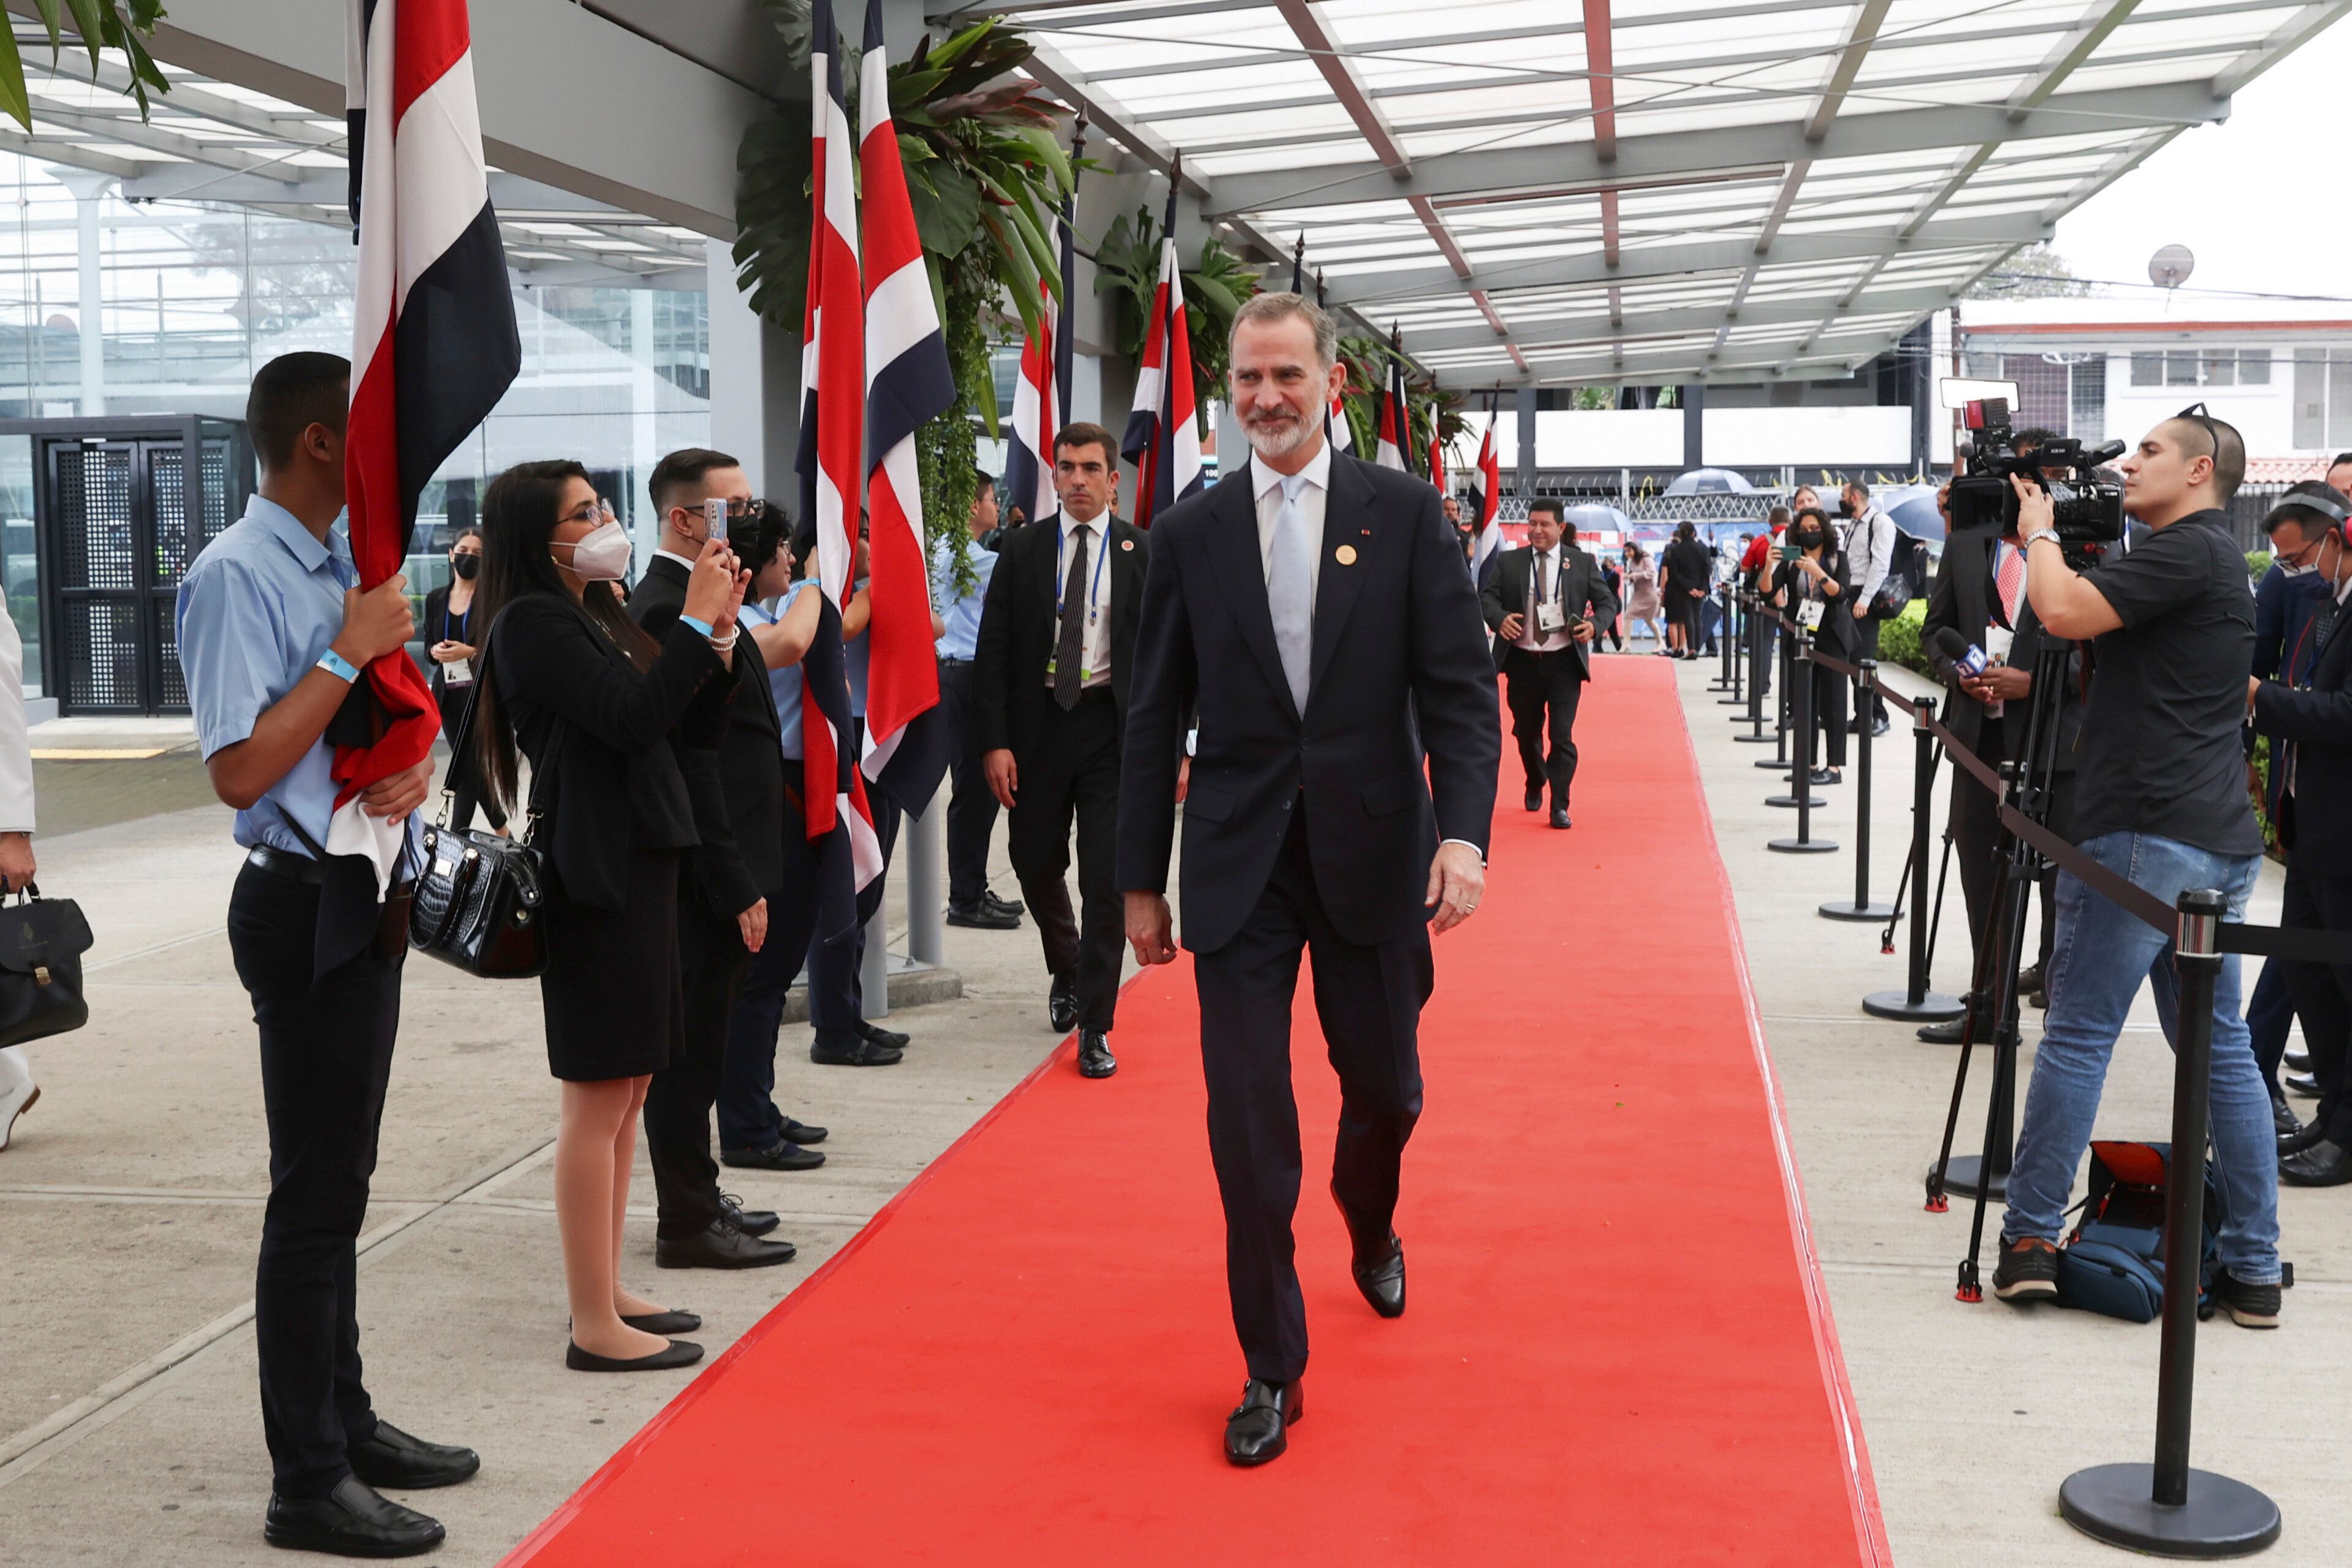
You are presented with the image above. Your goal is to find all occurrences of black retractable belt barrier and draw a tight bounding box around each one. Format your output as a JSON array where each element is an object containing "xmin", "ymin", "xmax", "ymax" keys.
[
  {"xmin": 1821, "ymin": 656, "xmax": 1895, "ymax": 923},
  {"xmin": 1734, "ymin": 593, "xmax": 1774, "ymax": 742},
  {"xmin": 1862, "ymin": 691, "xmax": 1963, "ymax": 1022},
  {"xmin": 1713, "ymin": 582, "xmax": 1738, "ymax": 696},
  {"xmin": 1768, "ymin": 625, "xmax": 1835, "ymax": 854},
  {"xmin": 1755, "ymin": 611, "xmax": 1798, "ymax": 769}
]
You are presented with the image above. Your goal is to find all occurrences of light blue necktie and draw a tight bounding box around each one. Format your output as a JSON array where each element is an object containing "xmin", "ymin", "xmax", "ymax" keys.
[{"xmin": 1267, "ymin": 473, "xmax": 1313, "ymax": 715}]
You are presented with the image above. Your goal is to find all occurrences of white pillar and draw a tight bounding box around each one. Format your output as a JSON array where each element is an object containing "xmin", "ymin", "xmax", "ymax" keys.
[
  {"xmin": 56, "ymin": 171, "xmax": 113, "ymax": 417},
  {"xmin": 705, "ymin": 238, "xmax": 801, "ymax": 497}
]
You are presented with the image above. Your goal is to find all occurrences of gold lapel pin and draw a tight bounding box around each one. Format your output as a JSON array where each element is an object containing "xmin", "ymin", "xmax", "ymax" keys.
[{"xmin": 1334, "ymin": 544, "xmax": 1359, "ymax": 566}]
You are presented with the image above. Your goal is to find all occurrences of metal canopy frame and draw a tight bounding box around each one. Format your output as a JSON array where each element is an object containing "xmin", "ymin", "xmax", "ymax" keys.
[{"xmin": 956, "ymin": 0, "xmax": 2351, "ymax": 387}]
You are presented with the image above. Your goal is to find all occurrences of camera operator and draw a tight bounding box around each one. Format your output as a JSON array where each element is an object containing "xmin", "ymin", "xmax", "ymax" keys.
[
  {"xmin": 2247, "ymin": 481, "xmax": 2352, "ymax": 1186},
  {"xmin": 1991, "ymin": 407, "xmax": 2281, "ymax": 1326},
  {"xmin": 1916, "ymin": 470, "xmax": 2080, "ymax": 1045}
]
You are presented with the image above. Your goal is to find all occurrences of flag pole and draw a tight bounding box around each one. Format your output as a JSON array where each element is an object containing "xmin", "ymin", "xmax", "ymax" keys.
[{"xmin": 1290, "ymin": 234, "xmax": 1305, "ymax": 295}]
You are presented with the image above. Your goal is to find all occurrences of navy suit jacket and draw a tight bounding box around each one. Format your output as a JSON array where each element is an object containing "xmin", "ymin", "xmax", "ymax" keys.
[
  {"xmin": 2253, "ymin": 591, "xmax": 2352, "ymax": 873},
  {"xmin": 1116, "ymin": 454, "xmax": 1501, "ymax": 954}
]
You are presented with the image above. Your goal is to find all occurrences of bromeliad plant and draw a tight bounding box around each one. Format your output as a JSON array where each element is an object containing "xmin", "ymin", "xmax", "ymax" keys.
[
  {"xmin": 733, "ymin": 2, "xmax": 1078, "ymax": 576},
  {"xmin": 0, "ymin": 2, "xmax": 169, "ymax": 130},
  {"xmin": 1094, "ymin": 203, "xmax": 1262, "ymax": 433}
]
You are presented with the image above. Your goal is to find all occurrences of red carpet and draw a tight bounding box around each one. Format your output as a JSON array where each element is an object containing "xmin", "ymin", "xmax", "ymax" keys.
[{"xmin": 504, "ymin": 660, "xmax": 1886, "ymax": 1566}]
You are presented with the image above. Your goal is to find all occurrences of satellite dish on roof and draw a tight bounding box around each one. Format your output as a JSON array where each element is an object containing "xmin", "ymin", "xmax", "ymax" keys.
[{"xmin": 2149, "ymin": 245, "xmax": 2195, "ymax": 290}]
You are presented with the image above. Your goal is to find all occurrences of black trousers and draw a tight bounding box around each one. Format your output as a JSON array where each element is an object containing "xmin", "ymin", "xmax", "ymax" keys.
[
  {"xmin": 1192, "ymin": 807, "xmax": 1432, "ymax": 1384},
  {"xmin": 1008, "ymin": 688, "xmax": 1125, "ymax": 1032},
  {"xmin": 719, "ymin": 788, "xmax": 823, "ymax": 1153},
  {"xmin": 938, "ymin": 659, "xmax": 1000, "ymax": 910},
  {"xmin": 2279, "ymin": 856, "xmax": 2352, "ymax": 1146},
  {"xmin": 1502, "ymin": 648, "xmax": 1585, "ymax": 804},
  {"xmin": 1949, "ymin": 728, "xmax": 2068, "ymax": 994},
  {"xmin": 1854, "ymin": 616, "xmax": 1887, "ymax": 723},
  {"xmin": 644, "ymin": 878, "xmax": 748, "ymax": 1241},
  {"xmin": 226, "ymin": 862, "xmax": 403, "ymax": 1499},
  {"xmin": 806, "ymin": 780, "xmax": 902, "ymax": 1049},
  {"xmin": 1802, "ymin": 659, "xmax": 1849, "ymax": 768}
]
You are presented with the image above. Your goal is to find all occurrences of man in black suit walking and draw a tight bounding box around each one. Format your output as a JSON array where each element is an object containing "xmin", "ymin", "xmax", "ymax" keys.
[
  {"xmin": 1479, "ymin": 498, "xmax": 1617, "ymax": 829},
  {"xmin": 973, "ymin": 422, "xmax": 1146, "ymax": 1079},
  {"xmin": 626, "ymin": 449, "xmax": 798, "ymax": 1268},
  {"xmin": 1119, "ymin": 294, "xmax": 1501, "ymax": 1467}
]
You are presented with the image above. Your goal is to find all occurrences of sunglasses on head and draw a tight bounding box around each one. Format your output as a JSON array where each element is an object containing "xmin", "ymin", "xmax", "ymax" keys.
[{"xmin": 2176, "ymin": 402, "xmax": 2223, "ymax": 464}]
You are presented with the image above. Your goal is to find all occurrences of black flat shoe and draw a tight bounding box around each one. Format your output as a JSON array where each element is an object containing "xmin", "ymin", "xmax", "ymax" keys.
[
  {"xmin": 2280, "ymin": 1115, "xmax": 2331, "ymax": 1155},
  {"xmin": 1077, "ymin": 1030, "xmax": 1117, "ymax": 1079},
  {"xmin": 1917, "ymin": 1017, "xmax": 1969, "ymax": 1045},
  {"xmin": 620, "ymin": 1309, "xmax": 702, "ymax": 1334},
  {"xmin": 2270, "ymin": 1082, "xmax": 2304, "ymax": 1142},
  {"xmin": 723, "ymin": 1140, "xmax": 827, "ymax": 1172},
  {"xmin": 2285, "ymin": 1049, "xmax": 2312, "ymax": 1073},
  {"xmin": 1350, "ymin": 1232, "xmax": 1407, "ymax": 1319},
  {"xmin": 2280, "ymin": 1139, "xmax": 2352, "ymax": 1187},
  {"xmin": 345, "ymin": 1421, "xmax": 479, "ymax": 1491},
  {"xmin": 1549, "ymin": 806, "xmax": 1571, "ymax": 829},
  {"xmin": 984, "ymin": 891, "xmax": 1026, "ymax": 920},
  {"xmin": 857, "ymin": 1019, "xmax": 910, "ymax": 1051},
  {"xmin": 265, "ymin": 1476, "xmax": 444, "ymax": 1557},
  {"xmin": 720, "ymin": 1194, "xmax": 781, "ymax": 1236},
  {"xmin": 1224, "ymin": 1379, "xmax": 1301, "ymax": 1467},
  {"xmin": 565, "ymin": 1338, "xmax": 705, "ymax": 1372},
  {"xmin": 1523, "ymin": 786, "xmax": 1544, "ymax": 812},
  {"xmin": 945, "ymin": 902, "xmax": 1020, "ymax": 930},
  {"xmin": 1048, "ymin": 975, "xmax": 1080, "ymax": 1034},
  {"xmin": 655, "ymin": 1218, "xmax": 797, "ymax": 1270},
  {"xmin": 782, "ymin": 1119, "xmax": 829, "ymax": 1146},
  {"xmin": 810, "ymin": 1037, "xmax": 902, "ymax": 1067}
]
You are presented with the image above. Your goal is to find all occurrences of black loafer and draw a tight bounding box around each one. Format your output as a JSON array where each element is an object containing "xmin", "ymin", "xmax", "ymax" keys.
[
  {"xmin": 781, "ymin": 1118, "xmax": 829, "ymax": 1146},
  {"xmin": 1549, "ymin": 806, "xmax": 1571, "ymax": 830},
  {"xmin": 1048, "ymin": 975, "xmax": 1080, "ymax": 1034},
  {"xmin": 1350, "ymin": 1231, "xmax": 1407, "ymax": 1319},
  {"xmin": 265, "ymin": 1476, "xmax": 444, "ymax": 1557},
  {"xmin": 565, "ymin": 1338, "xmax": 705, "ymax": 1372},
  {"xmin": 946, "ymin": 902, "xmax": 1021, "ymax": 930},
  {"xmin": 720, "ymin": 1194, "xmax": 781, "ymax": 1235},
  {"xmin": 2270, "ymin": 1083, "xmax": 2305, "ymax": 1142},
  {"xmin": 345, "ymin": 1421, "xmax": 479, "ymax": 1491},
  {"xmin": 1077, "ymin": 1031, "xmax": 1117, "ymax": 1079},
  {"xmin": 655, "ymin": 1217, "xmax": 797, "ymax": 1269},
  {"xmin": 1917, "ymin": 1017, "xmax": 1970, "ymax": 1045},
  {"xmin": 810, "ymin": 1037, "xmax": 902, "ymax": 1067},
  {"xmin": 1224, "ymin": 1379, "xmax": 1301, "ymax": 1467},
  {"xmin": 2285, "ymin": 1049, "xmax": 2313, "ymax": 1073},
  {"xmin": 857, "ymin": 1019, "xmax": 910, "ymax": 1051},
  {"xmin": 2286, "ymin": 1071, "xmax": 2324, "ymax": 1098},
  {"xmin": 620, "ymin": 1309, "xmax": 701, "ymax": 1334},
  {"xmin": 723, "ymin": 1140, "xmax": 827, "ymax": 1172},
  {"xmin": 983, "ymin": 891, "xmax": 1026, "ymax": 920},
  {"xmin": 1523, "ymin": 787, "xmax": 1544, "ymax": 812},
  {"xmin": 2281, "ymin": 1138, "xmax": 2352, "ymax": 1187},
  {"xmin": 2280, "ymin": 1115, "xmax": 2331, "ymax": 1155}
]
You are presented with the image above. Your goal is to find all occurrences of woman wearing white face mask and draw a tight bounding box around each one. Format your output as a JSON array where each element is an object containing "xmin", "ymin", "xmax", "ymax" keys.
[{"xmin": 468, "ymin": 459, "xmax": 750, "ymax": 1372}]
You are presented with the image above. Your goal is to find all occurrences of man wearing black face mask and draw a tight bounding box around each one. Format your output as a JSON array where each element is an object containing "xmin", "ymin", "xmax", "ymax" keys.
[{"xmin": 423, "ymin": 527, "xmax": 504, "ymax": 834}]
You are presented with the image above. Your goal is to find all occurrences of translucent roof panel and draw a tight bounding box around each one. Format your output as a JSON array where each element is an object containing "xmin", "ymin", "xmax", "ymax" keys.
[{"xmin": 1007, "ymin": 0, "xmax": 2341, "ymax": 384}]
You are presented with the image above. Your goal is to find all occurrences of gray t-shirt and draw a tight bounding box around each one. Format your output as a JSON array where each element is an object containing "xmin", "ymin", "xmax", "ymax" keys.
[{"xmin": 2071, "ymin": 509, "xmax": 2263, "ymax": 857}]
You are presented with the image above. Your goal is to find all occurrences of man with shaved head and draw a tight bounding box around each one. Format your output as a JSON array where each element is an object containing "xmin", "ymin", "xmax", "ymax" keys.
[{"xmin": 1985, "ymin": 404, "xmax": 2282, "ymax": 1329}]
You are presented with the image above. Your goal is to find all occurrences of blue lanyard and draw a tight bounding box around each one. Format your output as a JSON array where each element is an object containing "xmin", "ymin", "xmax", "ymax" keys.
[{"xmin": 1056, "ymin": 519, "xmax": 1110, "ymax": 622}]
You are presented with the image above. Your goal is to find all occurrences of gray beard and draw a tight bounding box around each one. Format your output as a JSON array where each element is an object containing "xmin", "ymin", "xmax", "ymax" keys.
[{"xmin": 1244, "ymin": 413, "xmax": 1314, "ymax": 459}]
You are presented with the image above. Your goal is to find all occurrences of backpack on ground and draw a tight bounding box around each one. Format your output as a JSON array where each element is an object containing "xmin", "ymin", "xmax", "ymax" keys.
[{"xmin": 2053, "ymin": 1140, "xmax": 2221, "ymax": 1323}]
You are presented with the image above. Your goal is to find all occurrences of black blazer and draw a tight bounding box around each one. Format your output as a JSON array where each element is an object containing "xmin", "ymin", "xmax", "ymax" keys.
[
  {"xmin": 421, "ymin": 584, "xmax": 484, "ymax": 698},
  {"xmin": 1662, "ymin": 537, "xmax": 1714, "ymax": 599},
  {"xmin": 1479, "ymin": 543, "xmax": 1621, "ymax": 679},
  {"xmin": 2252, "ymin": 600, "xmax": 2352, "ymax": 872},
  {"xmin": 1116, "ymin": 455, "xmax": 1502, "ymax": 954},
  {"xmin": 1770, "ymin": 546, "xmax": 1860, "ymax": 663},
  {"xmin": 1920, "ymin": 533, "xmax": 2080, "ymax": 771},
  {"xmin": 490, "ymin": 591, "xmax": 726, "ymax": 913},
  {"xmin": 972, "ymin": 511, "xmax": 1146, "ymax": 758},
  {"xmin": 630, "ymin": 555, "xmax": 782, "ymax": 919}
]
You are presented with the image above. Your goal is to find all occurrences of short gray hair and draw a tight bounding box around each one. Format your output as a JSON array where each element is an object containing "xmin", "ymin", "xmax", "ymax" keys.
[{"xmin": 1231, "ymin": 291, "xmax": 1339, "ymax": 372}]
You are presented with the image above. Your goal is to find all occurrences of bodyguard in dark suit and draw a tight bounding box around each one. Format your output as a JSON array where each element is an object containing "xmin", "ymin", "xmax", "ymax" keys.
[
  {"xmin": 1918, "ymin": 506, "xmax": 2079, "ymax": 1043},
  {"xmin": 2249, "ymin": 482, "xmax": 2352, "ymax": 1184},
  {"xmin": 625, "ymin": 450, "xmax": 796, "ymax": 1268},
  {"xmin": 1479, "ymin": 499, "xmax": 1618, "ymax": 829},
  {"xmin": 1119, "ymin": 295, "xmax": 1500, "ymax": 1467},
  {"xmin": 973, "ymin": 422, "xmax": 1144, "ymax": 1078}
]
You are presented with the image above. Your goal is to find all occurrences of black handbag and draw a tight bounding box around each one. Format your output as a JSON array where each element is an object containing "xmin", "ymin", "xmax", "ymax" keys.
[
  {"xmin": 0, "ymin": 884, "xmax": 94, "ymax": 1046},
  {"xmin": 408, "ymin": 623, "xmax": 558, "ymax": 980}
]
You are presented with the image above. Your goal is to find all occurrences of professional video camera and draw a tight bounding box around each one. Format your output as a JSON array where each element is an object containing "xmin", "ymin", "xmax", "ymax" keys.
[{"xmin": 1946, "ymin": 397, "xmax": 2126, "ymax": 552}]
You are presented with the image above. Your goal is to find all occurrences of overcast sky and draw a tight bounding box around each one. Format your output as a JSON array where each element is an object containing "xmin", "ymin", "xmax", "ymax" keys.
[{"xmin": 2051, "ymin": 24, "xmax": 2347, "ymax": 302}]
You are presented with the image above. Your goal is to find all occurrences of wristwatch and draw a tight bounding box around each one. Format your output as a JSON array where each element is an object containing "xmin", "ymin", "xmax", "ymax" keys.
[{"xmin": 2020, "ymin": 528, "xmax": 2058, "ymax": 550}]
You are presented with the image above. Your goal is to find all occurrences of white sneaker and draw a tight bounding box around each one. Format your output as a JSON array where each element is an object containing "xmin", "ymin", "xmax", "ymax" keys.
[{"xmin": 0, "ymin": 1046, "xmax": 36, "ymax": 1151}]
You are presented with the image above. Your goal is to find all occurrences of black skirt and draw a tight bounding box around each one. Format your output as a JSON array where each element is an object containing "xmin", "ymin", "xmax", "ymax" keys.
[{"xmin": 539, "ymin": 845, "xmax": 683, "ymax": 1082}]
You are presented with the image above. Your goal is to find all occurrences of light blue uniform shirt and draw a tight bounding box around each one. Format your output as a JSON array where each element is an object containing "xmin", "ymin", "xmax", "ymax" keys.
[
  {"xmin": 175, "ymin": 495, "xmax": 422, "ymax": 859},
  {"xmin": 931, "ymin": 537, "xmax": 994, "ymax": 661},
  {"xmin": 745, "ymin": 587, "xmax": 805, "ymax": 761}
]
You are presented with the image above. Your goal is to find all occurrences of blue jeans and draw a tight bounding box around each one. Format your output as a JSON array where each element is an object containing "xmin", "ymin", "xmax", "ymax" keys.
[{"xmin": 2001, "ymin": 831, "xmax": 2280, "ymax": 1284}]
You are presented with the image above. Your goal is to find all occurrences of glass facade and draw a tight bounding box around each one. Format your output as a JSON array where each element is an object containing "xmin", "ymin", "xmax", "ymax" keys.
[{"xmin": 0, "ymin": 155, "xmax": 709, "ymax": 701}]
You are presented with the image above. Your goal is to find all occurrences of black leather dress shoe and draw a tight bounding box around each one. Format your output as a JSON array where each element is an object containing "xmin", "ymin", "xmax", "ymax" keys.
[
  {"xmin": 723, "ymin": 1140, "xmax": 827, "ymax": 1172},
  {"xmin": 2285, "ymin": 1049, "xmax": 2312, "ymax": 1073},
  {"xmin": 346, "ymin": 1421, "xmax": 479, "ymax": 1491},
  {"xmin": 1550, "ymin": 805, "xmax": 1571, "ymax": 829},
  {"xmin": 2286, "ymin": 1071, "xmax": 2324, "ymax": 1098},
  {"xmin": 810, "ymin": 1037, "xmax": 902, "ymax": 1067},
  {"xmin": 1077, "ymin": 1031, "xmax": 1117, "ymax": 1079},
  {"xmin": 984, "ymin": 891, "xmax": 1025, "ymax": 920},
  {"xmin": 1350, "ymin": 1232, "xmax": 1407, "ymax": 1318},
  {"xmin": 782, "ymin": 1118, "xmax": 828, "ymax": 1146},
  {"xmin": 2015, "ymin": 964, "xmax": 2042, "ymax": 995},
  {"xmin": 1524, "ymin": 786, "xmax": 1544, "ymax": 812},
  {"xmin": 946, "ymin": 901, "xmax": 1020, "ymax": 930},
  {"xmin": 1048, "ymin": 975, "xmax": 1080, "ymax": 1033},
  {"xmin": 1224, "ymin": 1379, "xmax": 1301, "ymax": 1467},
  {"xmin": 2280, "ymin": 1138, "xmax": 2352, "ymax": 1187},
  {"xmin": 858, "ymin": 1019, "xmax": 910, "ymax": 1051},
  {"xmin": 2280, "ymin": 1114, "xmax": 2332, "ymax": 1155},
  {"xmin": 2270, "ymin": 1080, "xmax": 2303, "ymax": 1141},
  {"xmin": 720, "ymin": 1194, "xmax": 781, "ymax": 1235},
  {"xmin": 1917, "ymin": 1016, "xmax": 1970, "ymax": 1045},
  {"xmin": 565, "ymin": 1338, "xmax": 705, "ymax": 1372},
  {"xmin": 265, "ymin": 1476, "xmax": 444, "ymax": 1557},
  {"xmin": 620, "ymin": 1309, "xmax": 701, "ymax": 1334},
  {"xmin": 655, "ymin": 1218, "xmax": 797, "ymax": 1270}
]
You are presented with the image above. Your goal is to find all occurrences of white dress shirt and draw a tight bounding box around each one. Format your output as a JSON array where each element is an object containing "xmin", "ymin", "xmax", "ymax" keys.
[
  {"xmin": 1516, "ymin": 544, "xmax": 1575, "ymax": 653},
  {"xmin": 1251, "ymin": 441, "xmax": 1331, "ymax": 595},
  {"xmin": 0, "ymin": 599, "xmax": 32, "ymax": 833},
  {"xmin": 1843, "ymin": 505, "xmax": 1895, "ymax": 607},
  {"xmin": 1048, "ymin": 509, "xmax": 1116, "ymax": 690}
]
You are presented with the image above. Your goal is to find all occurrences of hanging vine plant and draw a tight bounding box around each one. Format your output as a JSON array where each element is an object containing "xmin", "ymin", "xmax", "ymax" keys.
[
  {"xmin": 1094, "ymin": 204, "xmax": 1263, "ymax": 432},
  {"xmin": 733, "ymin": 2, "xmax": 1078, "ymax": 574}
]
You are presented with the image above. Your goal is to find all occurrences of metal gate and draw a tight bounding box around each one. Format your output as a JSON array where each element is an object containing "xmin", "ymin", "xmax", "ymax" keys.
[{"xmin": 29, "ymin": 417, "xmax": 250, "ymax": 715}]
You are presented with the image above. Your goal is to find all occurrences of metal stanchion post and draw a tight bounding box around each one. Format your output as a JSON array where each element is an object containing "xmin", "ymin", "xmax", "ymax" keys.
[
  {"xmin": 1822, "ymin": 658, "xmax": 1895, "ymax": 921},
  {"xmin": 859, "ymin": 902, "xmax": 890, "ymax": 1021},
  {"xmin": 2058, "ymin": 888, "xmax": 2281, "ymax": 1558},
  {"xmin": 1864, "ymin": 695, "xmax": 1963, "ymax": 1021},
  {"xmin": 905, "ymin": 794, "xmax": 945, "ymax": 967},
  {"xmin": 1711, "ymin": 582, "xmax": 1736, "ymax": 693},
  {"xmin": 1734, "ymin": 596, "xmax": 1773, "ymax": 742},
  {"xmin": 1755, "ymin": 614, "xmax": 1797, "ymax": 769},
  {"xmin": 1769, "ymin": 631, "xmax": 1836, "ymax": 853}
]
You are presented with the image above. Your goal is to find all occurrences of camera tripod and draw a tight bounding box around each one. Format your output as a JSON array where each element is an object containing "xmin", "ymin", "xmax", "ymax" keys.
[{"xmin": 1922, "ymin": 637, "xmax": 2072, "ymax": 1301}]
